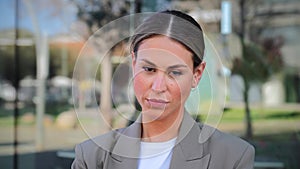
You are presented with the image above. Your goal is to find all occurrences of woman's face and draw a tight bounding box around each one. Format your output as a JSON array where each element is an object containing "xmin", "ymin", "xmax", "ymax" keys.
[{"xmin": 132, "ymin": 35, "xmax": 205, "ymax": 123}]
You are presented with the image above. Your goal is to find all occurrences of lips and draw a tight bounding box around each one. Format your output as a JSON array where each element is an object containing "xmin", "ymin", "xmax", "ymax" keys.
[{"xmin": 146, "ymin": 98, "xmax": 170, "ymax": 109}]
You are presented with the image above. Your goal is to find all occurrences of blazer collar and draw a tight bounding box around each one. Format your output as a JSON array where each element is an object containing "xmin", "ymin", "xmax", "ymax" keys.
[
  {"xmin": 110, "ymin": 119, "xmax": 142, "ymax": 160},
  {"xmin": 169, "ymin": 112, "xmax": 211, "ymax": 169},
  {"xmin": 109, "ymin": 111, "xmax": 211, "ymax": 168},
  {"xmin": 176, "ymin": 112, "xmax": 205, "ymax": 160}
]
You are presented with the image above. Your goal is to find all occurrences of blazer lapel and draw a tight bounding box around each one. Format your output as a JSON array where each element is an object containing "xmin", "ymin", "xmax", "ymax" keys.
[
  {"xmin": 105, "ymin": 112, "xmax": 211, "ymax": 169},
  {"xmin": 169, "ymin": 112, "xmax": 211, "ymax": 169},
  {"xmin": 108, "ymin": 154, "xmax": 138, "ymax": 169},
  {"xmin": 107, "ymin": 119, "xmax": 142, "ymax": 169}
]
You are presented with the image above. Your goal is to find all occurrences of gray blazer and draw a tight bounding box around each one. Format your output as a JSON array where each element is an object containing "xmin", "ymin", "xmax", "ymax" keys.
[{"xmin": 71, "ymin": 112, "xmax": 255, "ymax": 169}]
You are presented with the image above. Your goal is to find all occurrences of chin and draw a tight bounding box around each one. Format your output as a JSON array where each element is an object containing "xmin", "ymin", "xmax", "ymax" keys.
[{"xmin": 141, "ymin": 108, "xmax": 167, "ymax": 122}]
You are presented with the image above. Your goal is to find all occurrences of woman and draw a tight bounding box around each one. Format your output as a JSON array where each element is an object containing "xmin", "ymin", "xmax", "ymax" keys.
[{"xmin": 72, "ymin": 10, "xmax": 255, "ymax": 169}]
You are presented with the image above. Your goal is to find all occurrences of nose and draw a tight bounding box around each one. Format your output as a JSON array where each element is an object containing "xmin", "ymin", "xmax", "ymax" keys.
[{"xmin": 151, "ymin": 72, "xmax": 167, "ymax": 93}]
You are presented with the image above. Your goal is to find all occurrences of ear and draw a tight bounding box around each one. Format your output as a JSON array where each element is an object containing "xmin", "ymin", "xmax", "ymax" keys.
[
  {"xmin": 131, "ymin": 51, "xmax": 136, "ymax": 74},
  {"xmin": 192, "ymin": 61, "xmax": 206, "ymax": 88}
]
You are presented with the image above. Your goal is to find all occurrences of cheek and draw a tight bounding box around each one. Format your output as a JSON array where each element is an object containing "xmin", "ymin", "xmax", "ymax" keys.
[
  {"xmin": 168, "ymin": 81, "xmax": 181, "ymax": 98},
  {"xmin": 133, "ymin": 74, "xmax": 148, "ymax": 98},
  {"xmin": 170, "ymin": 79, "xmax": 192, "ymax": 102},
  {"xmin": 180, "ymin": 85, "xmax": 192, "ymax": 101}
]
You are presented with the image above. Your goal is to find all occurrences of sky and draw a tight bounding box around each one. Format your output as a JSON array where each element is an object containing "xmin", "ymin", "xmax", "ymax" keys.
[
  {"xmin": 0, "ymin": 0, "xmax": 77, "ymax": 36},
  {"xmin": 0, "ymin": 0, "xmax": 170, "ymax": 37}
]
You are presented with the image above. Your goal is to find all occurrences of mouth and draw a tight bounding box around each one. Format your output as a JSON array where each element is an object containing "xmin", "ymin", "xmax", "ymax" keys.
[{"xmin": 146, "ymin": 98, "xmax": 170, "ymax": 109}]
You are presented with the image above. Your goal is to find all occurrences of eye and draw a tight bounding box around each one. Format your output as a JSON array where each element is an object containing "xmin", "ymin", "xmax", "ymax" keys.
[
  {"xmin": 169, "ymin": 70, "xmax": 183, "ymax": 77},
  {"xmin": 142, "ymin": 66, "xmax": 156, "ymax": 72}
]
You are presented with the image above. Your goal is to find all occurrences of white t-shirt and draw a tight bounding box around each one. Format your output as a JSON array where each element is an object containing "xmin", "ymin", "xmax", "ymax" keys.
[{"xmin": 138, "ymin": 138, "xmax": 177, "ymax": 169}]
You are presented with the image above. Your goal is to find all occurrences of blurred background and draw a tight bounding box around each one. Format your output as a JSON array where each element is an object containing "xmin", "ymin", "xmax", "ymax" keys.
[{"xmin": 0, "ymin": 0, "xmax": 299, "ymax": 169}]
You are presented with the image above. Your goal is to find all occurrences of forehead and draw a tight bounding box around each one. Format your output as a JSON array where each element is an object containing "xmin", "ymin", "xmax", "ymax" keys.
[{"xmin": 136, "ymin": 36, "xmax": 193, "ymax": 67}]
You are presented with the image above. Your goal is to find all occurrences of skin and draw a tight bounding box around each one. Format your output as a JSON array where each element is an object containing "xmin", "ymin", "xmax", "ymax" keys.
[{"xmin": 132, "ymin": 35, "xmax": 206, "ymax": 142}]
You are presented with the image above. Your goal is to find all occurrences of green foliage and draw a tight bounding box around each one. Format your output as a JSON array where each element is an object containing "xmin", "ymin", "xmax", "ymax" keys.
[
  {"xmin": 220, "ymin": 108, "xmax": 300, "ymax": 122},
  {"xmin": 231, "ymin": 37, "xmax": 285, "ymax": 139},
  {"xmin": 0, "ymin": 46, "xmax": 14, "ymax": 81},
  {"xmin": 45, "ymin": 102, "xmax": 72, "ymax": 116},
  {"xmin": 74, "ymin": 1, "xmax": 130, "ymax": 35},
  {"xmin": 0, "ymin": 29, "xmax": 36, "ymax": 82},
  {"xmin": 232, "ymin": 42, "xmax": 269, "ymax": 83},
  {"xmin": 0, "ymin": 102, "xmax": 72, "ymax": 118},
  {"xmin": 19, "ymin": 45, "xmax": 36, "ymax": 77},
  {"xmin": 232, "ymin": 37, "xmax": 284, "ymax": 84},
  {"xmin": 0, "ymin": 45, "xmax": 36, "ymax": 82}
]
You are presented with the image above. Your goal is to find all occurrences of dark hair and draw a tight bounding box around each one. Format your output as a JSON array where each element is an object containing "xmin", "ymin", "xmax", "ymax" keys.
[
  {"xmin": 130, "ymin": 10, "xmax": 205, "ymax": 69},
  {"xmin": 161, "ymin": 10, "xmax": 202, "ymax": 32}
]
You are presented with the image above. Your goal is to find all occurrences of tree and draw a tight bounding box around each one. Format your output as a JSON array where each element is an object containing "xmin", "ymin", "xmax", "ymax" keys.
[
  {"xmin": 232, "ymin": 36, "xmax": 284, "ymax": 139},
  {"xmin": 0, "ymin": 29, "xmax": 36, "ymax": 83},
  {"xmin": 235, "ymin": 0, "xmax": 286, "ymax": 139},
  {"xmin": 71, "ymin": 0, "xmax": 129, "ymax": 34},
  {"xmin": 70, "ymin": 0, "xmax": 133, "ymax": 129}
]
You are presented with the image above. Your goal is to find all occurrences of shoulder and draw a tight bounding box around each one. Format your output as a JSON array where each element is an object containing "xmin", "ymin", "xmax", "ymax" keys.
[
  {"xmin": 212, "ymin": 127, "xmax": 251, "ymax": 148},
  {"xmin": 78, "ymin": 127, "xmax": 127, "ymax": 154},
  {"xmin": 205, "ymin": 124, "xmax": 254, "ymax": 153},
  {"xmin": 73, "ymin": 130, "xmax": 119, "ymax": 160},
  {"xmin": 200, "ymin": 124, "xmax": 255, "ymax": 168},
  {"xmin": 71, "ymin": 128, "xmax": 127, "ymax": 169}
]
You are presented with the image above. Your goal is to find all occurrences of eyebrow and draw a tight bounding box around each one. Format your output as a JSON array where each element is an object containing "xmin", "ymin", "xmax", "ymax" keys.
[{"xmin": 140, "ymin": 59, "xmax": 188, "ymax": 69}]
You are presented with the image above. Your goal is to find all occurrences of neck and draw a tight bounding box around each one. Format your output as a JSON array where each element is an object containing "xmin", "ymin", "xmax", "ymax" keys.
[{"xmin": 141, "ymin": 109, "xmax": 184, "ymax": 142}]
